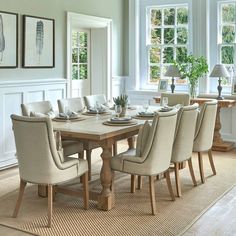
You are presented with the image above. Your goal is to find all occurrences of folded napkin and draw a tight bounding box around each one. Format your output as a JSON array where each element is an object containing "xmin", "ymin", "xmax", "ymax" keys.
[
  {"xmin": 138, "ymin": 112, "xmax": 154, "ymax": 116},
  {"xmin": 59, "ymin": 111, "xmax": 79, "ymax": 119}
]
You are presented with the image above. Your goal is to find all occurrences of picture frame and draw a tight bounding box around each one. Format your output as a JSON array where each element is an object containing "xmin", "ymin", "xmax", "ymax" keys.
[
  {"xmin": 22, "ymin": 15, "xmax": 55, "ymax": 68},
  {"xmin": 231, "ymin": 83, "xmax": 236, "ymax": 95},
  {"xmin": 0, "ymin": 11, "xmax": 18, "ymax": 68},
  {"xmin": 158, "ymin": 79, "xmax": 168, "ymax": 92}
]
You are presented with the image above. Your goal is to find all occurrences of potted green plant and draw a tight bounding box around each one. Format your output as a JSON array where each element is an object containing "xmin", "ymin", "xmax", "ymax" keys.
[
  {"xmin": 113, "ymin": 94, "xmax": 128, "ymax": 117},
  {"xmin": 174, "ymin": 54, "xmax": 208, "ymax": 98}
]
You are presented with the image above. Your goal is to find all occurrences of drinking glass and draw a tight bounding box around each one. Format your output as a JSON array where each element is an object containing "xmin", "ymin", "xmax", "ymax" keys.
[
  {"xmin": 115, "ymin": 105, "xmax": 122, "ymax": 118},
  {"xmin": 142, "ymin": 101, "xmax": 149, "ymax": 113},
  {"xmin": 95, "ymin": 101, "xmax": 100, "ymax": 120},
  {"xmin": 162, "ymin": 97, "xmax": 168, "ymax": 107}
]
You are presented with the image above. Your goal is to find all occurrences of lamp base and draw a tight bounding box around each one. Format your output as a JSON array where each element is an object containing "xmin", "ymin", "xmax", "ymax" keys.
[{"xmin": 217, "ymin": 96, "xmax": 224, "ymax": 100}]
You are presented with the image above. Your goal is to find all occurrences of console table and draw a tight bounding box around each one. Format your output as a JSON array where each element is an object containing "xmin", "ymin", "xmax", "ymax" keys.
[{"xmin": 154, "ymin": 97, "xmax": 236, "ymax": 152}]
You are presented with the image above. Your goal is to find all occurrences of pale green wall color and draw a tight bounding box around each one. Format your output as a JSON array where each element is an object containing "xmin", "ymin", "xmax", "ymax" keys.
[{"xmin": 0, "ymin": 0, "xmax": 124, "ymax": 80}]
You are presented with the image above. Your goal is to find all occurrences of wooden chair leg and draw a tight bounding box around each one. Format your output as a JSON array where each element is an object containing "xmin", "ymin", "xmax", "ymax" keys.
[
  {"xmin": 78, "ymin": 151, "xmax": 84, "ymax": 159},
  {"xmin": 113, "ymin": 142, "xmax": 117, "ymax": 156},
  {"xmin": 188, "ymin": 158, "xmax": 197, "ymax": 186},
  {"xmin": 149, "ymin": 176, "xmax": 156, "ymax": 215},
  {"xmin": 131, "ymin": 175, "xmax": 136, "ymax": 193},
  {"xmin": 164, "ymin": 170, "xmax": 175, "ymax": 201},
  {"xmin": 174, "ymin": 163, "xmax": 181, "ymax": 197},
  {"xmin": 12, "ymin": 179, "xmax": 27, "ymax": 218},
  {"xmin": 198, "ymin": 152, "xmax": 205, "ymax": 183},
  {"xmin": 47, "ymin": 184, "xmax": 53, "ymax": 228},
  {"xmin": 86, "ymin": 149, "xmax": 92, "ymax": 181},
  {"xmin": 137, "ymin": 176, "xmax": 142, "ymax": 190},
  {"xmin": 82, "ymin": 172, "xmax": 89, "ymax": 210},
  {"xmin": 208, "ymin": 149, "xmax": 216, "ymax": 175}
]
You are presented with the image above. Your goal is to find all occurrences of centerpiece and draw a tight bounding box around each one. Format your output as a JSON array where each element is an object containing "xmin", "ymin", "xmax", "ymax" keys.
[
  {"xmin": 174, "ymin": 54, "xmax": 208, "ymax": 98},
  {"xmin": 113, "ymin": 94, "xmax": 128, "ymax": 117}
]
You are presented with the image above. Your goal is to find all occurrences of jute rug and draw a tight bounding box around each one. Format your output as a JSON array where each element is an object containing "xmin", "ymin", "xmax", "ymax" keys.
[{"xmin": 0, "ymin": 147, "xmax": 236, "ymax": 236}]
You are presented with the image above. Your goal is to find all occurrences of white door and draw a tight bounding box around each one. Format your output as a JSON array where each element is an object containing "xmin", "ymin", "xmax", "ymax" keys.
[{"xmin": 71, "ymin": 28, "xmax": 91, "ymax": 98}]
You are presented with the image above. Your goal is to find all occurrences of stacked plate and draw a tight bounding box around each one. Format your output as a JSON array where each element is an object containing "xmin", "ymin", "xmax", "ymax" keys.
[
  {"xmin": 104, "ymin": 117, "xmax": 137, "ymax": 126},
  {"xmin": 158, "ymin": 107, "xmax": 173, "ymax": 112},
  {"xmin": 137, "ymin": 111, "xmax": 155, "ymax": 117}
]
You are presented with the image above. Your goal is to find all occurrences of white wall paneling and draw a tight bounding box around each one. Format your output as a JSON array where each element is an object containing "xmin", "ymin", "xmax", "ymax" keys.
[
  {"xmin": 0, "ymin": 79, "xmax": 67, "ymax": 170},
  {"xmin": 111, "ymin": 76, "xmax": 126, "ymax": 98}
]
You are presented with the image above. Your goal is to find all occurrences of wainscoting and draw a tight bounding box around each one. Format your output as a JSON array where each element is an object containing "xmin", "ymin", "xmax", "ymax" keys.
[{"xmin": 0, "ymin": 79, "xmax": 67, "ymax": 170}]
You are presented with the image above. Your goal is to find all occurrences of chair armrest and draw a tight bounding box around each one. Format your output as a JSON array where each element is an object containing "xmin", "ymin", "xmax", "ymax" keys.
[{"xmin": 61, "ymin": 157, "xmax": 79, "ymax": 169}]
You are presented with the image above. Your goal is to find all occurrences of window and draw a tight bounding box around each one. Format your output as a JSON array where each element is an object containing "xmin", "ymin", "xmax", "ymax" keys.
[
  {"xmin": 72, "ymin": 30, "xmax": 89, "ymax": 80},
  {"xmin": 218, "ymin": 1, "xmax": 236, "ymax": 86},
  {"xmin": 147, "ymin": 4, "xmax": 189, "ymax": 86}
]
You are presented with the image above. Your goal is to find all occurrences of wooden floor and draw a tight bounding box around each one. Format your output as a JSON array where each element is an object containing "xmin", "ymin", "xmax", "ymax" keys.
[{"xmin": 1, "ymin": 150, "xmax": 236, "ymax": 235}]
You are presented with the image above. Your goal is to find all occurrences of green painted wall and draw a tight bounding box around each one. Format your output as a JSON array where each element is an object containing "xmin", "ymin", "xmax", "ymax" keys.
[{"xmin": 0, "ymin": 0, "xmax": 125, "ymax": 80}]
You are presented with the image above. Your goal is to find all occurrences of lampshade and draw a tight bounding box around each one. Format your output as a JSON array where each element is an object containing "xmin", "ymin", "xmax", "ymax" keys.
[
  {"xmin": 209, "ymin": 64, "xmax": 230, "ymax": 77},
  {"xmin": 164, "ymin": 65, "xmax": 181, "ymax": 77}
]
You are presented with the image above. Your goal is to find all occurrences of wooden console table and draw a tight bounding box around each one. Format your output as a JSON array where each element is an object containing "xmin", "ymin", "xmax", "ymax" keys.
[{"xmin": 154, "ymin": 97, "xmax": 236, "ymax": 152}]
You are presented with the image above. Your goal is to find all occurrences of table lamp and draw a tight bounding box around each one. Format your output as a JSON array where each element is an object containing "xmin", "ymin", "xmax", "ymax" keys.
[
  {"xmin": 209, "ymin": 64, "xmax": 230, "ymax": 100},
  {"xmin": 164, "ymin": 65, "xmax": 181, "ymax": 93}
]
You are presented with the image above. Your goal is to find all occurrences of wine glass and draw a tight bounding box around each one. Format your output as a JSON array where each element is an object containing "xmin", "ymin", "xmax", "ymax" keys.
[
  {"xmin": 115, "ymin": 105, "xmax": 122, "ymax": 118},
  {"xmin": 142, "ymin": 101, "xmax": 149, "ymax": 113},
  {"xmin": 162, "ymin": 97, "xmax": 168, "ymax": 108},
  {"xmin": 95, "ymin": 101, "xmax": 101, "ymax": 120},
  {"xmin": 64, "ymin": 106, "xmax": 71, "ymax": 123}
]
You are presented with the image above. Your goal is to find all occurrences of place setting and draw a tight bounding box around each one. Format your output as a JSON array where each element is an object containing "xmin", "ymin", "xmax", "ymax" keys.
[
  {"xmin": 82, "ymin": 102, "xmax": 111, "ymax": 116},
  {"xmin": 132, "ymin": 102, "xmax": 156, "ymax": 120},
  {"xmin": 103, "ymin": 104, "xmax": 138, "ymax": 126},
  {"xmin": 52, "ymin": 111, "xmax": 86, "ymax": 122}
]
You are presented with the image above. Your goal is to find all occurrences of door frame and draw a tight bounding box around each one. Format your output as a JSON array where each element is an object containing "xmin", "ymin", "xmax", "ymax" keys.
[{"xmin": 67, "ymin": 12, "xmax": 112, "ymax": 99}]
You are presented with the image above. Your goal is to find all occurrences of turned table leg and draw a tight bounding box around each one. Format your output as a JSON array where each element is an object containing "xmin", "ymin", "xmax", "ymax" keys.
[{"xmin": 97, "ymin": 140, "xmax": 115, "ymax": 211}]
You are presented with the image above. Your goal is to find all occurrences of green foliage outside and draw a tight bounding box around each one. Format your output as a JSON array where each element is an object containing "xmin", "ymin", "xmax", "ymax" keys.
[
  {"xmin": 72, "ymin": 31, "xmax": 88, "ymax": 80},
  {"xmin": 149, "ymin": 6, "xmax": 188, "ymax": 83}
]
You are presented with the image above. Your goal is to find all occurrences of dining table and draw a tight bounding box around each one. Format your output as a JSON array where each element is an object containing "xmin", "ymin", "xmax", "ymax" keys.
[{"xmin": 52, "ymin": 108, "xmax": 155, "ymax": 211}]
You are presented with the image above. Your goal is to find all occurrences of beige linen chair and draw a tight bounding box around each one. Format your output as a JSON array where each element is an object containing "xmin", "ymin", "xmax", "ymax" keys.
[
  {"xmin": 171, "ymin": 103, "xmax": 199, "ymax": 197},
  {"xmin": 58, "ymin": 97, "xmax": 100, "ymax": 180},
  {"xmin": 21, "ymin": 101, "xmax": 84, "ymax": 158},
  {"xmin": 193, "ymin": 100, "xmax": 217, "ymax": 183},
  {"xmin": 160, "ymin": 92, "xmax": 190, "ymax": 106},
  {"xmin": 83, "ymin": 94, "xmax": 107, "ymax": 108},
  {"xmin": 11, "ymin": 115, "xmax": 89, "ymax": 227},
  {"xmin": 111, "ymin": 110, "xmax": 178, "ymax": 215}
]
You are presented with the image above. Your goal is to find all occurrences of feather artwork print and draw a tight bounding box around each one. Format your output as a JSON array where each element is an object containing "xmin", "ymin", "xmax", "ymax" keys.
[
  {"xmin": 36, "ymin": 20, "xmax": 44, "ymax": 63},
  {"xmin": 0, "ymin": 15, "xmax": 5, "ymax": 63}
]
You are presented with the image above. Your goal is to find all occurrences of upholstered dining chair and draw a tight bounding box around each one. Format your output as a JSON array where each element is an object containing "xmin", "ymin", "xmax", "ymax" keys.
[
  {"xmin": 171, "ymin": 103, "xmax": 199, "ymax": 197},
  {"xmin": 11, "ymin": 115, "xmax": 89, "ymax": 227},
  {"xmin": 57, "ymin": 97, "xmax": 100, "ymax": 180},
  {"xmin": 160, "ymin": 92, "xmax": 190, "ymax": 106},
  {"xmin": 193, "ymin": 100, "xmax": 217, "ymax": 183},
  {"xmin": 83, "ymin": 94, "xmax": 107, "ymax": 109},
  {"xmin": 111, "ymin": 109, "xmax": 178, "ymax": 215},
  {"xmin": 21, "ymin": 101, "xmax": 84, "ymax": 158}
]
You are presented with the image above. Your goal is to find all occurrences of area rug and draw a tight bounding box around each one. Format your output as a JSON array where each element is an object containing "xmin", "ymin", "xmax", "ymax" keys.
[{"xmin": 0, "ymin": 148, "xmax": 236, "ymax": 236}]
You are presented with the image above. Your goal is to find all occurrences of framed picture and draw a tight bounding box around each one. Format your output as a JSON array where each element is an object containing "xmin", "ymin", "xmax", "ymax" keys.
[
  {"xmin": 0, "ymin": 11, "xmax": 18, "ymax": 68},
  {"xmin": 23, "ymin": 15, "xmax": 55, "ymax": 68},
  {"xmin": 158, "ymin": 79, "xmax": 168, "ymax": 92},
  {"xmin": 232, "ymin": 83, "xmax": 236, "ymax": 95}
]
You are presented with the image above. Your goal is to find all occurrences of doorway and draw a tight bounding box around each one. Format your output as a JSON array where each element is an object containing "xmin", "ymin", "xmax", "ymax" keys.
[{"xmin": 67, "ymin": 12, "xmax": 112, "ymax": 99}]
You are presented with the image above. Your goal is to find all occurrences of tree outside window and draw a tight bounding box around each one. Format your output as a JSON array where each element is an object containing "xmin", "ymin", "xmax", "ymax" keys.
[
  {"xmin": 218, "ymin": 2, "xmax": 236, "ymax": 86},
  {"xmin": 147, "ymin": 5, "xmax": 189, "ymax": 85},
  {"xmin": 72, "ymin": 31, "xmax": 88, "ymax": 80}
]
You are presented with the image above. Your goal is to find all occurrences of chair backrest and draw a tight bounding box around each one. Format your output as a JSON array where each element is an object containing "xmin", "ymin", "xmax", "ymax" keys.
[
  {"xmin": 21, "ymin": 101, "xmax": 53, "ymax": 116},
  {"xmin": 171, "ymin": 103, "xmax": 199, "ymax": 163},
  {"xmin": 135, "ymin": 109, "xmax": 178, "ymax": 175},
  {"xmin": 83, "ymin": 94, "xmax": 107, "ymax": 108},
  {"xmin": 11, "ymin": 114, "xmax": 63, "ymax": 184},
  {"xmin": 57, "ymin": 97, "xmax": 84, "ymax": 113},
  {"xmin": 193, "ymin": 100, "xmax": 217, "ymax": 152},
  {"xmin": 160, "ymin": 92, "xmax": 190, "ymax": 106}
]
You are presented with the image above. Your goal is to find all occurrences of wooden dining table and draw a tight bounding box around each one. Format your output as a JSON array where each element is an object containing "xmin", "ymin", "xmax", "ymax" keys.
[{"xmin": 53, "ymin": 112, "xmax": 145, "ymax": 211}]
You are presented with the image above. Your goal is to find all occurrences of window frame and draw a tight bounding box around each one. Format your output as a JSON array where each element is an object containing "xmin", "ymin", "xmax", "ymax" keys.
[{"xmin": 139, "ymin": 0, "xmax": 192, "ymax": 91}]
